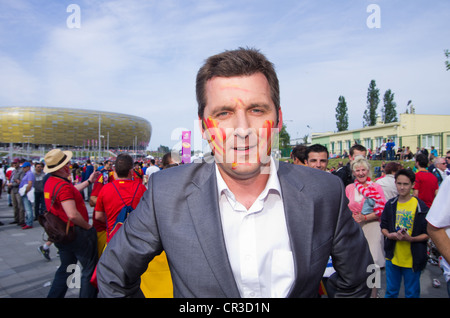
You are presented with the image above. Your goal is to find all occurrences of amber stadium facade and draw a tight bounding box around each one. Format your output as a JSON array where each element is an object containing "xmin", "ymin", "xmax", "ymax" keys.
[{"xmin": 0, "ymin": 106, "xmax": 152, "ymax": 151}]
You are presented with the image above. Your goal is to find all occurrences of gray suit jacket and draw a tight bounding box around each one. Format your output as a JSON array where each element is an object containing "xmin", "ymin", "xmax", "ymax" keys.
[{"xmin": 97, "ymin": 160, "xmax": 373, "ymax": 298}]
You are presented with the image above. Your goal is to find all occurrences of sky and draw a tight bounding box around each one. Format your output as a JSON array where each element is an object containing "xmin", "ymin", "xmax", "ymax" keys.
[{"xmin": 1, "ymin": 0, "xmax": 449, "ymax": 151}]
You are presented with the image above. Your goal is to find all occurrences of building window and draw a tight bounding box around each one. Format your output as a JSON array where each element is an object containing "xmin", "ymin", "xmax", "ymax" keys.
[
  {"xmin": 346, "ymin": 140, "xmax": 351, "ymax": 150},
  {"xmin": 375, "ymin": 137, "xmax": 383, "ymax": 148},
  {"xmin": 388, "ymin": 135, "xmax": 398, "ymax": 146},
  {"xmin": 364, "ymin": 138, "xmax": 372, "ymax": 150},
  {"xmin": 422, "ymin": 134, "xmax": 441, "ymax": 150}
]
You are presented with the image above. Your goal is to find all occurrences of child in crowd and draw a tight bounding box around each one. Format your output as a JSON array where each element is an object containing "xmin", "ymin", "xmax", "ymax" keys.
[{"xmin": 380, "ymin": 169, "xmax": 429, "ymax": 298}]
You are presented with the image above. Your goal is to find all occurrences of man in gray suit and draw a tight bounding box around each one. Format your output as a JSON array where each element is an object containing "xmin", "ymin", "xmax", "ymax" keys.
[{"xmin": 97, "ymin": 48, "xmax": 373, "ymax": 298}]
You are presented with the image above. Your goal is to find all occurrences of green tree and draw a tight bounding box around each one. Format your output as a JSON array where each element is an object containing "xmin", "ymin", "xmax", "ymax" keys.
[
  {"xmin": 302, "ymin": 134, "xmax": 309, "ymax": 145},
  {"xmin": 363, "ymin": 79, "xmax": 380, "ymax": 126},
  {"xmin": 405, "ymin": 100, "xmax": 415, "ymax": 114},
  {"xmin": 445, "ymin": 49, "xmax": 450, "ymax": 71},
  {"xmin": 335, "ymin": 95, "xmax": 349, "ymax": 131},
  {"xmin": 382, "ymin": 89, "xmax": 398, "ymax": 123},
  {"xmin": 158, "ymin": 145, "xmax": 170, "ymax": 153},
  {"xmin": 279, "ymin": 123, "xmax": 291, "ymax": 149}
]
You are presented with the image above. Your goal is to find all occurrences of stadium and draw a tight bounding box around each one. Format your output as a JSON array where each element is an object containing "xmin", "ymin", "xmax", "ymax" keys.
[{"xmin": 0, "ymin": 106, "xmax": 152, "ymax": 161}]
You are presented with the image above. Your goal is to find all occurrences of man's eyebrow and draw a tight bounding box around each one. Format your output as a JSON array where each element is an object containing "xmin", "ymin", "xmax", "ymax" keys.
[
  {"xmin": 212, "ymin": 103, "xmax": 271, "ymax": 113},
  {"xmin": 211, "ymin": 105, "xmax": 235, "ymax": 114},
  {"xmin": 248, "ymin": 103, "xmax": 272, "ymax": 110}
]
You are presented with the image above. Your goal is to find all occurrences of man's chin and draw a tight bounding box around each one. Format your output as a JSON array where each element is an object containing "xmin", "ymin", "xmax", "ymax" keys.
[{"xmin": 217, "ymin": 159, "xmax": 271, "ymax": 179}]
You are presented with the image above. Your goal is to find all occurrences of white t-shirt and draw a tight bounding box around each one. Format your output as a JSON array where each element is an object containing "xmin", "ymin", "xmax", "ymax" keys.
[
  {"xmin": 145, "ymin": 165, "xmax": 160, "ymax": 177},
  {"xmin": 426, "ymin": 177, "xmax": 450, "ymax": 281}
]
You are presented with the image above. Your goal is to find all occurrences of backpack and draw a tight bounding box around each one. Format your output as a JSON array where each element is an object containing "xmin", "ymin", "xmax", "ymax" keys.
[
  {"xmin": 108, "ymin": 182, "xmax": 140, "ymax": 241},
  {"xmin": 90, "ymin": 182, "xmax": 141, "ymax": 288},
  {"xmin": 38, "ymin": 181, "xmax": 76, "ymax": 243}
]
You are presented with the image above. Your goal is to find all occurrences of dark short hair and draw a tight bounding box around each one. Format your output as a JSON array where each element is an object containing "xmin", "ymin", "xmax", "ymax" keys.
[
  {"xmin": 395, "ymin": 168, "xmax": 415, "ymax": 184},
  {"xmin": 350, "ymin": 144, "xmax": 367, "ymax": 157},
  {"xmin": 306, "ymin": 144, "xmax": 329, "ymax": 160},
  {"xmin": 35, "ymin": 162, "xmax": 44, "ymax": 168},
  {"xmin": 291, "ymin": 145, "xmax": 307, "ymax": 163},
  {"xmin": 115, "ymin": 154, "xmax": 133, "ymax": 178},
  {"xmin": 196, "ymin": 47, "xmax": 280, "ymax": 124},
  {"xmin": 415, "ymin": 154, "xmax": 428, "ymax": 168}
]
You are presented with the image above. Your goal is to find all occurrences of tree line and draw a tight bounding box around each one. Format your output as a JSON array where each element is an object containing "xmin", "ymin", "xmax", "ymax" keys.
[
  {"xmin": 334, "ymin": 79, "xmax": 409, "ymax": 132},
  {"xmin": 336, "ymin": 50, "xmax": 449, "ymax": 132}
]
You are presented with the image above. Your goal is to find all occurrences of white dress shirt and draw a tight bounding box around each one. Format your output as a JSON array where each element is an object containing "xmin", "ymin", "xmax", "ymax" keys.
[{"xmin": 215, "ymin": 157, "xmax": 294, "ymax": 298}]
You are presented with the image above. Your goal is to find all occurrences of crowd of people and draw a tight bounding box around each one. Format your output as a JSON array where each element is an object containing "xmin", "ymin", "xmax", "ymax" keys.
[
  {"xmin": 1, "ymin": 141, "xmax": 449, "ymax": 299},
  {"xmin": 1, "ymin": 48, "xmax": 449, "ymax": 299},
  {"xmin": 292, "ymin": 142, "xmax": 450, "ymax": 297}
]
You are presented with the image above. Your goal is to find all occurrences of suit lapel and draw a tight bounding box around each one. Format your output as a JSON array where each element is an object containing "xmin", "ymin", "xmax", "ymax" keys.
[
  {"xmin": 277, "ymin": 163, "xmax": 314, "ymax": 297},
  {"xmin": 185, "ymin": 163, "xmax": 240, "ymax": 298}
]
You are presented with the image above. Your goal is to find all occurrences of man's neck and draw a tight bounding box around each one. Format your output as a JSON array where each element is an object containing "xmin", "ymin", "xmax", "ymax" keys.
[
  {"xmin": 218, "ymin": 165, "xmax": 271, "ymax": 210},
  {"xmin": 398, "ymin": 194, "xmax": 413, "ymax": 203},
  {"xmin": 418, "ymin": 167, "xmax": 428, "ymax": 172}
]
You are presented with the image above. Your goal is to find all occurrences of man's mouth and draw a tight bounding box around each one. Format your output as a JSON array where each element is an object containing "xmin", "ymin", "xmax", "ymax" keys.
[{"xmin": 232, "ymin": 144, "xmax": 258, "ymax": 153}]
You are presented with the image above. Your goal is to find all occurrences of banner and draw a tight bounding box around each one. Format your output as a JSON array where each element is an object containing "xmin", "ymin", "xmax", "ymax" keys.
[{"xmin": 181, "ymin": 131, "xmax": 191, "ymax": 164}]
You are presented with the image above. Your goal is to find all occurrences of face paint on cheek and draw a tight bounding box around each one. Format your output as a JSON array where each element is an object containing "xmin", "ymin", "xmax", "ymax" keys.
[
  {"xmin": 202, "ymin": 117, "xmax": 226, "ymax": 157},
  {"xmin": 258, "ymin": 120, "xmax": 275, "ymax": 162}
]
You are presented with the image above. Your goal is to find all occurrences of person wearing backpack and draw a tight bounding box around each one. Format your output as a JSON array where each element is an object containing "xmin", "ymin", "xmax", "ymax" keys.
[
  {"xmin": 94, "ymin": 154, "xmax": 173, "ymax": 297},
  {"xmin": 43, "ymin": 149, "xmax": 100, "ymax": 298}
]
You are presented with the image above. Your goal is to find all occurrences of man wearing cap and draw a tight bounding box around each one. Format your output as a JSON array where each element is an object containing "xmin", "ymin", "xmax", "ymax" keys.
[
  {"xmin": 43, "ymin": 149, "xmax": 100, "ymax": 298},
  {"xmin": 19, "ymin": 161, "xmax": 35, "ymax": 229}
]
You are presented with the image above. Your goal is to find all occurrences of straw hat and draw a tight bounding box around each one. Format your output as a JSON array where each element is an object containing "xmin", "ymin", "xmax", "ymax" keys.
[{"xmin": 44, "ymin": 149, "xmax": 73, "ymax": 173}]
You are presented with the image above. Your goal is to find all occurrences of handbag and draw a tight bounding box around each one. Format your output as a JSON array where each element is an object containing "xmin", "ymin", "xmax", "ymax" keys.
[
  {"xmin": 38, "ymin": 181, "xmax": 76, "ymax": 243},
  {"xmin": 361, "ymin": 197, "xmax": 376, "ymax": 215}
]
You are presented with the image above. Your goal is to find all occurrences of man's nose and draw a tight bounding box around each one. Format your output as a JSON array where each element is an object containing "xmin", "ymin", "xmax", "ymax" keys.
[{"xmin": 233, "ymin": 110, "xmax": 252, "ymax": 138}]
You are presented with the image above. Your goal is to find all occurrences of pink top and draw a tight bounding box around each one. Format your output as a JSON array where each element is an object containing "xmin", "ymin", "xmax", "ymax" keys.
[{"xmin": 345, "ymin": 182, "xmax": 386, "ymax": 216}]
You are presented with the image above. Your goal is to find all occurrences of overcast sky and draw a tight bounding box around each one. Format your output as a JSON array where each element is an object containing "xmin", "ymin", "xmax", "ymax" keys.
[{"xmin": 1, "ymin": 0, "xmax": 449, "ymax": 151}]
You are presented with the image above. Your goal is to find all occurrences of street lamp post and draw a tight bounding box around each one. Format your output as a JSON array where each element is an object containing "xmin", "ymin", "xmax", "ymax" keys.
[{"xmin": 23, "ymin": 135, "xmax": 34, "ymax": 159}]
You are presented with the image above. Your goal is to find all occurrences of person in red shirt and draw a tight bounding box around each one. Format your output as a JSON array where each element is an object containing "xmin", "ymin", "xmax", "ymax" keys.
[
  {"xmin": 43, "ymin": 149, "xmax": 100, "ymax": 298},
  {"xmin": 89, "ymin": 160, "xmax": 115, "ymax": 256},
  {"xmin": 94, "ymin": 153, "xmax": 173, "ymax": 297},
  {"xmin": 94, "ymin": 154, "xmax": 146, "ymax": 242},
  {"xmin": 413, "ymin": 154, "xmax": 439, "ymax": 208}
]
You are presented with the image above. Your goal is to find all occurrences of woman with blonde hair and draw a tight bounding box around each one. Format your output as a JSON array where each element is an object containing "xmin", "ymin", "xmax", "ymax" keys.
[{"xmin": 346, "ymin": 156, "xmax": 386, "ymax": 269}]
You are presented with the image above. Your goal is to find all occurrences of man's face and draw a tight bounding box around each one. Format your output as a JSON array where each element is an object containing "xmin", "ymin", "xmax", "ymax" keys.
[
  {"xmin": 105, "ymin": 161, "xmax": 112, "ymax": 170},
  {"xmin": 201, "ymin": 73, "xmax": 280, "ymax": 180},
  {"xmin": 435, "ymin": 159, "xmax": 446, "ymax": 172},
  {"xmin": 306, "ymin": 152, "xmax": 328, "ymax": 171},
  {"xmin": 395, "ymin": 174, "xmax": 414, "ymax": 198},
  {"xmin": 350, "ymin": 150, "xmax": 366, "ymax": 162},
  {"xmin": 35, "ymin": 164, "xmax": 43, "ymax": 173}
]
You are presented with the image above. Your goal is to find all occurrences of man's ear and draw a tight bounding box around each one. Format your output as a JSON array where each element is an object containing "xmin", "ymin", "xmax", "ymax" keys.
[
  {"xmin": 198, "ymin": 116, "xmax": 207, "ymax": 140},
  {"xmin": 277, "ymin": 108, "xmax": 283, "ymax": 130}
]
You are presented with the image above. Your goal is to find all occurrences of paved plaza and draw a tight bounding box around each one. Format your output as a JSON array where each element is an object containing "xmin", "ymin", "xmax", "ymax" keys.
[{"xmin": 0, "ymin": 193, "xmax": 447, "ymax": 298}]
